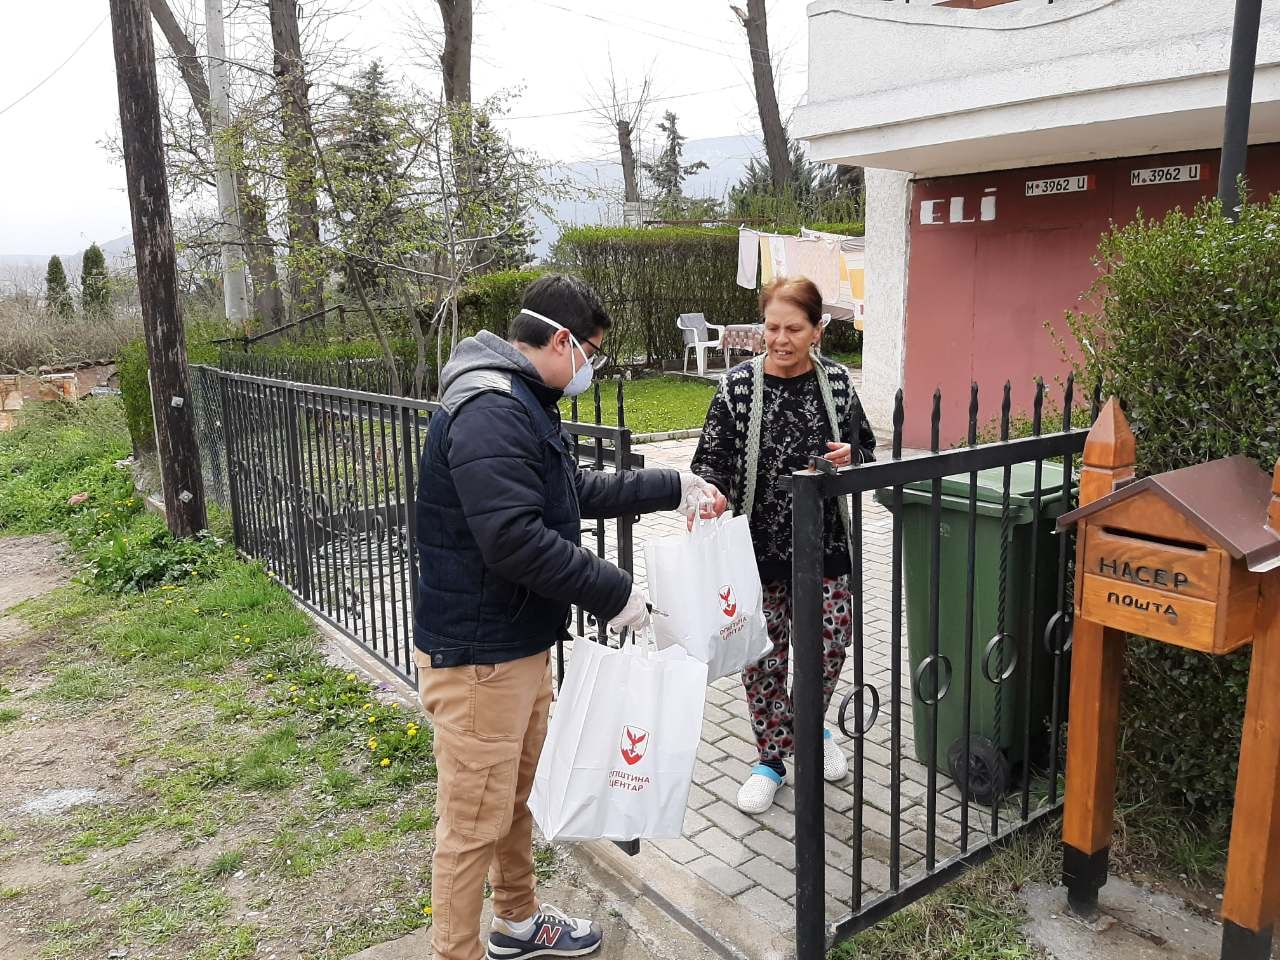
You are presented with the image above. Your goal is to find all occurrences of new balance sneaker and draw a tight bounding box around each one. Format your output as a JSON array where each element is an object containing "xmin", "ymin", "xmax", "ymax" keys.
[
  {"xmin": 487, "ymin": 904, "xmax": 602, "ymax": 959},
  {"xmin": 737, "ymin": 762, "xmax": 785, "ymax": 814},
  {"xmin": 824, "ymin": 729, "xmax": 849, "ymax": 782}
]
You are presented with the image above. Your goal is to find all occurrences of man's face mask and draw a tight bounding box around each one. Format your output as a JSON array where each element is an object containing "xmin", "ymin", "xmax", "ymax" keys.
[{"xmin": 520, "ymin": 309, "xmax": 604, "ymax": 397}]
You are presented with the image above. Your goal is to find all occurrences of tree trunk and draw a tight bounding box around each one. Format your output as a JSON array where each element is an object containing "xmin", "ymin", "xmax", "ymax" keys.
[
  {"xmin": 148, "ymin": 0, "xmax": 284, "ymax": 326},
  {"xmin": 109, "ymin": 0, "xmax": 207, "ymax": 537},
  {"xmin": 269, "ymin": 0, "xmax": 324, "ymax": 319},
  {"xmin": 734, "ymin": 0, "xmax": 790, "ymax": 192},
  {"xmin": 437, "ymin": 0, "xmax": 472, "ymax": 105},
  {"xmin": 618, "ymin": 120, "xmax": 640, "ymax": 203},
  {"xmin": 240, "ymin": 188, "xmax": 286, "ymax": 325}
]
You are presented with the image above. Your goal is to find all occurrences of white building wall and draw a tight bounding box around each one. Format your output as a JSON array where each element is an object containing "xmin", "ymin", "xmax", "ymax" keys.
[
  {"xmin": 795, "ymin": 0, "xmax": 1280, "ymax": 175},
  {"xmin": 858, "ymin": 169, "xmax": 911, "ymax": 435},
  {"xmin": 796, "ymin": 0, "xmax": 1280, "ymax": 426}
]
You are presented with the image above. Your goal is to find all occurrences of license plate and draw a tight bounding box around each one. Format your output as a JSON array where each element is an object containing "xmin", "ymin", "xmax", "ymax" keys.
[
  {"xmin": 1025, "ymin": 175, "xmax": 1094, "ymax": 197},
  {"xmin": 1129, "ymin": 164, "xmax": 1205, "ymax": 186}
]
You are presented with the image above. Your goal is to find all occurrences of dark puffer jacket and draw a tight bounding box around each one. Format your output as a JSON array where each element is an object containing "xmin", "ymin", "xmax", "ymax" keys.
[{"xmin": 414, "ymin": 331, "xmax": 681, "ymax": 668}]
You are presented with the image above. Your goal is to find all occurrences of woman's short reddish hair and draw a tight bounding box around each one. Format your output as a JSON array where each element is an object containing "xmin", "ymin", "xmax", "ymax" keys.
[{"xmin": 759, "ymin": 276, "xmax": 823, "ymax": 327}]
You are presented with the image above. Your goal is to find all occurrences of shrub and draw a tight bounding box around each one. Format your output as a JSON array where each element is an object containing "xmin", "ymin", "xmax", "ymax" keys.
[
  {"xmin": 1062, "ymin": 193, "xmax": 1280, "ymax": 815},
  {"xmin": 553, "ymin": 225, "xmax": 864, "ymax": 366},
  {"xmin": 83, "ymin": 517, "xmax": 226, "ymax": 594},
  {"xmin": 0, "ymin": 296, "xmax": 141, "ymax": 370},
  {"xmin": 553, "ymin": 226, "xmax": 755, "ymax": 365},
  {"xmin": 116, "ymin": 321, "xmax": 226, "ymax": 453},
  {"xmin": 455, "ymin": 267, "xmax": 544, "ymax": 339}
]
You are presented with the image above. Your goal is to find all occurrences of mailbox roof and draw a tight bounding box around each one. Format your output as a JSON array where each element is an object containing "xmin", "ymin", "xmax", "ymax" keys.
[{"xmin": 1057, "ymin": 456, "xmax": 1280, "ymax": 572}]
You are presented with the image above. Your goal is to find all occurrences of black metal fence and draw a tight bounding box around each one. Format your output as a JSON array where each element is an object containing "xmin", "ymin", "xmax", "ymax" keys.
[
  {"xmin": 789, "ymin": 377, "xmax": 1096, "ymax": 957},
  {"xmin": 190, "ymin": 365, "xmax": 643, "ymax": 688},
  {"xmin": 216, "ymin": 350, "xmax": 416, "ymax": 398}
]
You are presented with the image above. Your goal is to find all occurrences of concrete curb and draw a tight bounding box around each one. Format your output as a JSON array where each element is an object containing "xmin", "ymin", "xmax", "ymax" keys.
[{"xmin": 633, "ymin": 428, "xmax": 704, "ymax": 444}]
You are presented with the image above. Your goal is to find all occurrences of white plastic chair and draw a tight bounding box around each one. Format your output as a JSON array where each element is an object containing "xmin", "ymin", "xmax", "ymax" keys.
[{"xmin": 676, "ymin": 313, "xmax": 726, "ymax": 375}]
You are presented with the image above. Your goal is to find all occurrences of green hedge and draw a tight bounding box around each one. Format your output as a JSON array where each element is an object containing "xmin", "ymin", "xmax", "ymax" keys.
[
  {"xmin": 1064, "ymin": 193, "xmax": 1280, "ymax": 815},
  {"xmin": 117, "ymin": 335, "xmax": 219, "ymax": 454},
  {"xmin": 553, "ymin": 225, "xmax": 865, "ymax": 365},
  {"xmin": 456, "ymin": 268, "xmax": 545, "ymax": 339},
  {"xmin": 553, "ymin": 226, "xmax": 752, "ymax": 365}
]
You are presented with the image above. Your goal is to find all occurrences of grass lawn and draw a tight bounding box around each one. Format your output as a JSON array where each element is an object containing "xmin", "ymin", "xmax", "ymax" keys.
[
  {"xmin": 0, "ymin": 398, "xmax": 1224, "ymax": 960},
  {"xmin": 560, "ymin": 375, "xmax": 717, "ymax": 434},
  {"xmin": 0, "ymin": 400, "xmax": 555, "ymax": 958}
]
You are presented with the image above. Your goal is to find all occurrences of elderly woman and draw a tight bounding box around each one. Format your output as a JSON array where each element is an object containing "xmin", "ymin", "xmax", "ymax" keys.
[{"xmin": 691, "ymin": 276, "xmax": 876, "ymax": 814}]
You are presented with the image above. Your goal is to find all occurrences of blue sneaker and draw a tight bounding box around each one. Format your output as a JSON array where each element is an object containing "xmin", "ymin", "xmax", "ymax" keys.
[{"xmin": 487, "ymin": 904, "xmax": 602, "ymax": 958}]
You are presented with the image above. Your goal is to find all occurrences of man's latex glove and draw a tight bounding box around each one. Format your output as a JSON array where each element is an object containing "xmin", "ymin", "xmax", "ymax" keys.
[
  {"xmin": 610, "ymin": 584, "xmax": 652, "ymax": 633},
  {"xmin": 679, "ymin": 472, "xmax": 728, "ymax": 521}
]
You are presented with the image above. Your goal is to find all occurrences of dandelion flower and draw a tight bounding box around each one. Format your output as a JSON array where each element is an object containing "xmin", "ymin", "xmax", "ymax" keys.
[
  {"xmin": 289, "ymin": 685, "xmax": 299, "ymax": 693},
  {"xmin": 423, "ymin": 906, "xmax": 432, "ymax": 916},
  {"xmin": 368, "ymin": 738, "xmax": 378, "ymax": 750},
  {"xmin": 345, "ymin": 673, "xmax": 356, "ymax": 682},
  {"xmin": 380, "ymin": 758, "xmax": 390, "ymax": 767},
  {"xmin": 367, "ymin": 715, "xmax": 378, "ymax": 724},
  {"xmin": 265, "ymin": 673, "xmax": 275, "ymax": 681}
]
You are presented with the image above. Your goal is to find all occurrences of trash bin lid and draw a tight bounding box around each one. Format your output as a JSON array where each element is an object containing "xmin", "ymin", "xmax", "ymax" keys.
[
  {"xmin": 875, "ymin": 461, "xmax": 1074, "ymax": 519},
  {"xmin": 932, "ymin": 461, "xmax": 1070, "ymax": 507}
]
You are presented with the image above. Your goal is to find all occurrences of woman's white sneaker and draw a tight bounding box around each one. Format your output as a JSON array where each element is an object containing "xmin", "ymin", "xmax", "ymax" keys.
[
  {"xmin": 823, "ymin": 729, "xmax": 849, "ymax": 782},
  {"xmin": 737, "ymin": 764, "xmax": 785, "ymax": 814}
]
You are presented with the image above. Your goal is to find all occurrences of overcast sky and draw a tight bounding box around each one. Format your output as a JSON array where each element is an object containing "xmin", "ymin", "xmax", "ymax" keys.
[{"xmin": 0, "ymin": 0, "xmax": 809, "ymax": 256}]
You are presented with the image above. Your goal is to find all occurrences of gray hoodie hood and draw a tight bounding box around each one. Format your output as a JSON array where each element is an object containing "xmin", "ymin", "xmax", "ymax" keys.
[{"xmin": 439, "ymin": 330, "xmax": 552, "ymax": 413}]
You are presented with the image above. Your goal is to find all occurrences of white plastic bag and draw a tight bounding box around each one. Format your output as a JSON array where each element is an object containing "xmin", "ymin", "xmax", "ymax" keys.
[
  {"xmin": 644, "ymin": 513, "xmax": 771, "ymax": 681},
  {"xmin": 530, "ymin": 637, "xmax": 707, "ymax": 842}
]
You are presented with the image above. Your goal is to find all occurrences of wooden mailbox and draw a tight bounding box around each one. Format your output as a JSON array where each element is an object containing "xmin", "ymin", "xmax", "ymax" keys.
[{"xmin": 1056, "ymin": 399, "xmax": 1280, "ymax": 960}]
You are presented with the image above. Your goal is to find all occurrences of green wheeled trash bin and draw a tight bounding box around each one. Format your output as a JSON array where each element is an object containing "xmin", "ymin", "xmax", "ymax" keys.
[{"xmin": 873, "ymin": 462, "xmax": 1074, "ymax": 804}]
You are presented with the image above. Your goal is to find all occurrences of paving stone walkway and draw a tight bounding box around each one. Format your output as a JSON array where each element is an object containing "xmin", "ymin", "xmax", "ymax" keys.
[{"xmin": 596, "ymin": 437, "xmax": 1055, "ymax": 937}]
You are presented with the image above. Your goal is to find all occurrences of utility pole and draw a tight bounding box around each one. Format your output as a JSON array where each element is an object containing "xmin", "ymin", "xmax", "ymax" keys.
[
  {"xmin": 205, "ymin": 0, "xmax": 251, "ymax": 327},
  {"xmin": 1219, "ymin": 0, "xmax": 1263, "ymax": 221},
  {"xmin": 109, "ymin": 0, "xmax": 207, "ymax": 537}
]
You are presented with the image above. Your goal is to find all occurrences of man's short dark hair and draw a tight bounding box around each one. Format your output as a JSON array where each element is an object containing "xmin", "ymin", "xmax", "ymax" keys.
[{"xmin": 510, "ymin": 274, "xmax": 612, "ymax": 347}]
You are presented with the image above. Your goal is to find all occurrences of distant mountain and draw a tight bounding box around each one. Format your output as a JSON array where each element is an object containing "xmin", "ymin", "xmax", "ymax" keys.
[
  {"xmin": 0, "ymin": 134, "xmax": 763, "ymax": 285},
  {"xmin": 531, "ymin": 133, "xmax": 762, "ymax": 260},
  {"xmin": 0, "ymin": 235, "xmax": 134, "ymax": 291}
]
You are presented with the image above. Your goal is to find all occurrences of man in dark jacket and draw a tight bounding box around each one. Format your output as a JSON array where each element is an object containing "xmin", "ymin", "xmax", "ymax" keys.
[{"xmin": 413, "ymin": 274, "xmax": 723, "ymax": 960}]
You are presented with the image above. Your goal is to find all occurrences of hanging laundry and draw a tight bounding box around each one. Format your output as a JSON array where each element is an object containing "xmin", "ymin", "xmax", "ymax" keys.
[{"xmin": 736, "ymin": 229, "xmax": 759, "ymax": 288}]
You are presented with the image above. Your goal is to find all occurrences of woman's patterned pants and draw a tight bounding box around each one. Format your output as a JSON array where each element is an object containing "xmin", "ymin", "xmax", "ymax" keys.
[{"xmin": 742, "ymin": 576, "xmax": 852, "ymax": 762}]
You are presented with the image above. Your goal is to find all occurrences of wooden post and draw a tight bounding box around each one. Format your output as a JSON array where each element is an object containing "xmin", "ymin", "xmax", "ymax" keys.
[
  {"xmin": 1062, "ymin": 397, "xmax": 1134, "ymax": 913},
  {"xmin": 1220, "ymin": 459, "xmax": 1280, "ymax": 959},
  {"xmin": 109, "ymin": 0, "xmax": 207, "ymax": 537}
]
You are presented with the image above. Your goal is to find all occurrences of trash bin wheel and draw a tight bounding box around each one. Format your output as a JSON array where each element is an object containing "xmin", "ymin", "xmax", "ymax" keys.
[{"xmin": 947, "ymin": 736, "xmax": 1010, "ymax": 806}]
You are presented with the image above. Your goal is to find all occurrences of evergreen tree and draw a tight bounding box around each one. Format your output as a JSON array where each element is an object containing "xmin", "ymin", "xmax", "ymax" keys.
[
  {"xmin": 45, "ymin": 255, "xmax": 72, "ymax": 318},
  {"xmin": 463, "ymin": 112, "xmax": 536, "ymax": 271},
  {"xmin": 729, "ymin": 139, "xmax": 864, "ymax": 225},
  {"xmin": 81, "ymin": 243, "xmax": 110, "ymax": 315},
  {"xmin": 642, "ymin": 111, "xmax": 708, "ymax": 204},
  {"xmin": 330, "ymin": 61, "xmax": 408, "ymax": 293}
]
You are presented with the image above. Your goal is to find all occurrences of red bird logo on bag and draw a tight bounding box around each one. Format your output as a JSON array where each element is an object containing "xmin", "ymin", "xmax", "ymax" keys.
[
  {"xmin": 719, "ymin": 584, "xmax": 738, "ymax": 618},
  {"xmin": 620, "ymin": 725, "xmax": 649, "ymax": 765}
]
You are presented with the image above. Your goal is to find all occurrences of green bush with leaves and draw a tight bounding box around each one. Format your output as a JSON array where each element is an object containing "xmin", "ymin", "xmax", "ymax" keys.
[
  {"xmin": 554, "ymin": 225, "xmax": 865, "ymax": 366},
  {"xmin": 552, "ymin": 227, "xmax": 746, "ymax": 365},
  {"xmin": 456, "ymin": 267, "xmax": 544, "ymax": 339},
  {"xmin": 1062, "ymin": 193, "xmax": 1280, "ymax": 815},
  {"xmin": 116, "ymin": 326, "xmax": 223, "ymax": 452}
]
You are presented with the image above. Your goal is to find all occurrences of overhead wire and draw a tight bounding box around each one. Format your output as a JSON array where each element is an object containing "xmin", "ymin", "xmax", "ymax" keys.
[{"xmin": 0, "ymin": 14, "xmax": 110, "ymax": 119}]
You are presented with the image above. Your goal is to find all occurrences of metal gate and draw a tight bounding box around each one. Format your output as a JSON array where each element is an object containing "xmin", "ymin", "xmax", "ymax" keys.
[
  {"xmin": 190, "ymin": 365, "xmax": 645, "ymax": 690},
  {"xmin": 788, "ymin": 378, "xmax": 1096, "ymax": 958}
]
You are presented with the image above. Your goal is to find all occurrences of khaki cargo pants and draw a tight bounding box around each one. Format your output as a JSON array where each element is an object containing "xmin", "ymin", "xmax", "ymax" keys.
[{"xmin": 415, "ymin": 648, "xmax": 553, "ymax": 960}]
